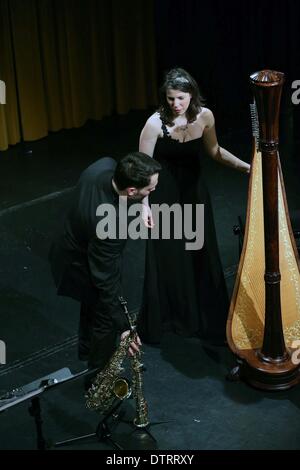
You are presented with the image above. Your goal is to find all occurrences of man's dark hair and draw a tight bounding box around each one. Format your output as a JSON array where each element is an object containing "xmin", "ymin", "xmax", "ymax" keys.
[
  {"xmin": 114, "ymin": 152, "xmax": 161, "ymax": 190},
  {"xmin": 158, "ymin": 67, "xmax": 205, "ymax": 127}
]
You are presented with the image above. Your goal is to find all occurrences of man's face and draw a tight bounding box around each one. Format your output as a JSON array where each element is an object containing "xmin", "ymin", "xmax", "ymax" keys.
[{"xmin": 127, "ymin": 173, "xmax": 159, "ymax": 200}]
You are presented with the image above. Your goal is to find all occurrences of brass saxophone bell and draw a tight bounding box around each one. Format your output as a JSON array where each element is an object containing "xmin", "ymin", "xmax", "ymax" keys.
[{"xmin": 113, "ymin": 377, "xmax": 131, "ymax": 400}]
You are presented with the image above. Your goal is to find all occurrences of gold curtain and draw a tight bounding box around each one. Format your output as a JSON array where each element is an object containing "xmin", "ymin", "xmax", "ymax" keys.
[{"xmin": 0, "ymin": 0, "xmax": 157, "ymax": 151}]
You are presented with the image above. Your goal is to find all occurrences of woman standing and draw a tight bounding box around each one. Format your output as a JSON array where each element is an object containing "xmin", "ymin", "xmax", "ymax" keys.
[{"xmin": 138, "ymin": 68, "xmax": 250, "ymax": 344}]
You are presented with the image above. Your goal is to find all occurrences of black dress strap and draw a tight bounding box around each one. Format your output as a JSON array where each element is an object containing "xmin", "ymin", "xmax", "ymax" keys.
[{"xmin": 161, "ymin": 122, "xmax": 170, "ymax": 138}]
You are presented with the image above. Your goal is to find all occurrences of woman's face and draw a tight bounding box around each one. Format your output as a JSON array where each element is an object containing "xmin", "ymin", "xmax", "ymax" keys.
[{"xmin": 166, "ymin": 88, "xmax": 191, "ymax": 116}]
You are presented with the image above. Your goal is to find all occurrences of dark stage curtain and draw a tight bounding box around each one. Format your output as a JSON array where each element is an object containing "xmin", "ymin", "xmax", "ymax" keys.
[
  {"xmin": 0, "ymin": 0, "xmax": 157, "ymax": 151},
  {"xmin": 154, "ymin": 0, "xmax": 300, "ymax": 134}
]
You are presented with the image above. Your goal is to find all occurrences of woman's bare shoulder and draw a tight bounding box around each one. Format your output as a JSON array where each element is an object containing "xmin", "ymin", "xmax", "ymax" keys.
[
  {"xmin": 146, "ymin": 112, "xmax": 162, "ymax": 128},
  {"xmin": 198, "ymin": 107, "xmax": 215, "ymax": 128},
  {"xmin": 142, "ymin": 112, "xmax": 162, "ymax": 136}
]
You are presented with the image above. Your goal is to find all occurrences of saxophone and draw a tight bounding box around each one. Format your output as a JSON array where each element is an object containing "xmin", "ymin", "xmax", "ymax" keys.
[
  {"xmin": 130, "ymin": 348, "xmax": 149, "ymax": 427},
  {"xmin": 120, "ymin": 296, "xmax": 149, "ymax": 428},
  {"xmin": 85, "ymin": 297, "xmax": 149, "ymax": 428},
  {"xmin": 85, "ymin": 332, "xmax": 132, "ymax": 413}
]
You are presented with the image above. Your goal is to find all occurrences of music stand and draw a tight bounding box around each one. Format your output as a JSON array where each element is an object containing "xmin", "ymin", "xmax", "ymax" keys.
[{"xmin": 0, "ymin": 367, "xmax": 89, "ymax": 450}]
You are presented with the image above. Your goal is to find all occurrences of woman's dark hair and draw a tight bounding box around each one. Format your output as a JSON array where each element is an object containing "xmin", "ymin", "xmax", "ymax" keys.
[
  {"xmin": 114, "ymin": 152, "xmax": 161, "ymax": 190},
  {"xmin": 158, "ymin": 68, "xmax": 205, "ymax": 126}
]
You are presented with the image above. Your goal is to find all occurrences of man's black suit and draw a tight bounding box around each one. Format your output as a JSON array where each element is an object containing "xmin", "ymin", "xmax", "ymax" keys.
[{"xmin": 49, "ymin": 157, "xmax": 132, "ymax": 369}]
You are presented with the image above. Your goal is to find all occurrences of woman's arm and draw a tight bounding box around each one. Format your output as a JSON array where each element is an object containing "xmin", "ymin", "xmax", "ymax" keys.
[
  {"xmin": 139, "ymin": 115, "xmax": 161, "ymax": 228},
  {"xmin": 139, "ymin": 114, "xmax": 161, "ymax": 157},
  {"xmin": 202, "ymin": 109, "xmax": 250, "ymax": 174}
]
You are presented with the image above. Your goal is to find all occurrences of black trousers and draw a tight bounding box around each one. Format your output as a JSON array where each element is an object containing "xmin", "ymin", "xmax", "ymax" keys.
[{"xmin": 78, "ymin": 302, "xmax": 117, "ymax": 370}]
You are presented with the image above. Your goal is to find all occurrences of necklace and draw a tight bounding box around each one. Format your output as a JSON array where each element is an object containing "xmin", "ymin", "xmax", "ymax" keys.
[{"xmin": 175, "ymin": 123, "xmax": 189, "ymax": 142}]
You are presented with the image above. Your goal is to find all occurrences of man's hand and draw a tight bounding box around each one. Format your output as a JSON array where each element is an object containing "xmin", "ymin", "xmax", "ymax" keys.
[
  {"xmin": 142, "ymin": 204, "xmax": 154, "ymax": 229},
  {"xmin": 120, "ymin": 330, "xmax": 142, "ymax": 356}
]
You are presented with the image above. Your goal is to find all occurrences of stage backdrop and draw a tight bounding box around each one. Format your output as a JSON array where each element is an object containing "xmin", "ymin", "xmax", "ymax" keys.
[
  {"xmin": 153, "ymin": 0, "xmax": 300, "ymax": 134},
  {"xmin": 0, "ymin": 0, "xmax": 157, "ymax": 151}
]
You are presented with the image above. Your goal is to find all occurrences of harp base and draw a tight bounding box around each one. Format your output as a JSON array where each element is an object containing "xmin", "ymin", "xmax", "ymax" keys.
[{"xmin": 229, "ymin": 351, "xmax": 300, "ymax": 391}]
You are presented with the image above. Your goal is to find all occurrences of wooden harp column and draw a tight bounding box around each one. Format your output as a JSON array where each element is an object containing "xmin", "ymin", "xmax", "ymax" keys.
[{"xmin": 227, "ymin": 70, "xmax": 300, "ymax": 390}]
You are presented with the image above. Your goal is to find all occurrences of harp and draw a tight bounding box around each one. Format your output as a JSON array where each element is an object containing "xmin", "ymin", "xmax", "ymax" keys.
[{"xmin": 226, "ymin": 70, "xmax": 300, "ymax": 390}]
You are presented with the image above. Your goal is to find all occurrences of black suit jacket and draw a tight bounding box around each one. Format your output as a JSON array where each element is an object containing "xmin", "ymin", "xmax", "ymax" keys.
[{"xmin": 49, "ymin": 157, "xmax": 129, "ymax": 332}]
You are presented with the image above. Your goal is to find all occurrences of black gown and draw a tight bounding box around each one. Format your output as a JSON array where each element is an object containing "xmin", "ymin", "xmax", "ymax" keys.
[{"xmin": 138, "ymin": 124, "xmax": 229, "ymax": 344}]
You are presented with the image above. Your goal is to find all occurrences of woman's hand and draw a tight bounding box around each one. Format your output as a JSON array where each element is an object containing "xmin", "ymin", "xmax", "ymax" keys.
[
  {"xmin": 242, "ymin": 163, "xmax": 251, "ymax": 174},
  {"xmin": 120, "ymin": 330, "xmax": 142, "ymax": 356},
  {"xmin": 142, "ymin": 203, "xmax": 154, "ymax": 228}
]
